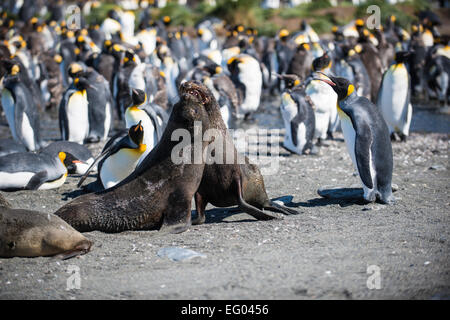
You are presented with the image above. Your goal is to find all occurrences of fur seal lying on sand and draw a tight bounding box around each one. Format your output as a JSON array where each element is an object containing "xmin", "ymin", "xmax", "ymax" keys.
[
  {"xmin": 0, "ymin": 195, "xmax": 91, "ymax": 259},
  {"xmin": 54, "ymin": 81, "xmax": 210, "ymax": 233}
]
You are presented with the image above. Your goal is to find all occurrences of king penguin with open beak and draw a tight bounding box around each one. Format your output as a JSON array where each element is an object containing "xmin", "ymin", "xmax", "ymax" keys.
[{"xmin": 315, "ymin": 73, "xmax": 395, "ymax": 205}]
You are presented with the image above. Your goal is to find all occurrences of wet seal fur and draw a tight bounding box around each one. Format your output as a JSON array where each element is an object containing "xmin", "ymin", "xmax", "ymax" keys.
[
  {"xmin": 0, "ymin": 199, "xmax": 91, "ymax": 259},
  {"xmin": 193, "ymin": 82, "xmax": 299, "ymax": 225},
  {"xmin": 55, "ymin": 81, "xmax": 210, "ymax": 233}
]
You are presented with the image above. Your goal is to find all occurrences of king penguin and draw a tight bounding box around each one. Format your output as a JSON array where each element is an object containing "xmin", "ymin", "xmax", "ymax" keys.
[
  {"xmin": 77, "ymin": 121, "xmax": 147, "ymax": 190},
  {"xmin": 227, "ymin": 53, "xmax": 263, "ymax": 120},
  {"xmin": 305, "ymin": 52, "xmax": 339, "ymax": 144},
  {"xmin": 1, "ymin": 61, "xmax": 42, "ymax": 151},
  {"xmin": 279, "ymin": 75, "xmax": 316, "ymax": 155},
  {"xmin": 59, "ymin": 77, "xmax": 91, "ymax": 144},
  {"xmin": 0, "ymin": 151, "xmax": 68, "ymax": 191},
  {"xmin": 377, "ymin": 51, "xmax": 413, "ymax": 142},
  {"xmin": 315, "ymin": 74, "xmax": 395, "ymax": 204}
]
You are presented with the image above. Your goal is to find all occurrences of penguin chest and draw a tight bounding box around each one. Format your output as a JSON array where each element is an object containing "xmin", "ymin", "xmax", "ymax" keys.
[
  {"xmin": 38, "ymin": 173, "xmax": 68, "ymax": 190},
  {"xmin": 337, "ymin": 108, "xmax": 358, "ymax": 170},
  {"xmin": 66, "ymin": 91, "xmax": 89, "ymax": 143},
  {"xmin": 237, "ymin": 58, "xmax": 262, "ymax": 113},
  {"xmin": 100, "ymin": 149, "xmax": 142, "ymax": 189},
  {"xmin": 306, "ymin": 80, "xmax": 337, "ymax": 114},
  {"xmin": 1, "ymin": 89, "xmax": 17, "ymax": 140},
  {"xmin": 379, "ymin": 64, "xmax": 409, "ymax": 128},
  {"xmin": 280, "ymin": 93, "xmax": 306, "ymax": 153},
  {"xmin": 129, "ymin": 65, "xmax": 146, "ymax": 91}
]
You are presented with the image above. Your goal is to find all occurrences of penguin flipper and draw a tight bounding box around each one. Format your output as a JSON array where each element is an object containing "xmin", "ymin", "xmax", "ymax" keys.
[
  {"xmin": 26, "ymin": 171, "xmax": 48, "ymax": 190},
  {"xmin": 354, "ymin": 122, "xmax": 374, "ymax": 190}
]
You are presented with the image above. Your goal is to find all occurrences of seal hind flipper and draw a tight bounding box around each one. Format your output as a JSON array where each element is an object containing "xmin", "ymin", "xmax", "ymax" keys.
[
  {"xmin": 235, "ymin": 179, "xmax": 283, "ymax": 221},
  {"xmin": 264, "ymin": 201, "xmax": 299, "ymax": 215}
]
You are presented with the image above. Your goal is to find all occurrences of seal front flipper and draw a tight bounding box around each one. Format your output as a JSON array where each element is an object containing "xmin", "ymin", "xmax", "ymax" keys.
[{"xmin": 26, "ymin": 171, "xmax": 48, "ymax": 190}]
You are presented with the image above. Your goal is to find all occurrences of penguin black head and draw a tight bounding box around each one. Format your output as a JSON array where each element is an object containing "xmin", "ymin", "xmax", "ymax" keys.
[
  {"xmin": 73, "ymin": 77, "xmax": 91, "ymax": 90},
  {"xmin": 314, "ymin": 73, "xmax": 354, "ymax": 101},
  {"xmin": 162, "ymin": 16, "xmax": 171, "ymax": 26},
  {"xmin": 123, "ymin": 50, "xmax": 136, "ymax": 65},
  {"xmin": 68, "ymin": 62, "xmax": 85, "ymax": 78},
  {"xmin": 1, "ymin": 60, "xmax": 20, "ymax": 76},
  {"xmin": 312, "ymin": 52, "xmax": 331, "ymax": 71},
  {"xmin": 394, "ymin": 51, "xmax": 412, "ymax": 64},
  {"xmin": 63, "ymin": 152, "xmax": 85, "ymax": 174},
  {"xmin": 131, "ymin": 88, "xmax": 146, "ymax": 107},
  {"xmin": 108, "ymin": 10, "xmax": 120, "ymax": 22},
  {"xmin": 298, "ymin": 42, "xmax": 310, "ymax": 52},
  {"xmin": 128, "ymin": 120, "xmax": 145, "ymax": 147},
  {"xmin": 279, "ymin": 74, "xmax": 302, "ymax": 90}
]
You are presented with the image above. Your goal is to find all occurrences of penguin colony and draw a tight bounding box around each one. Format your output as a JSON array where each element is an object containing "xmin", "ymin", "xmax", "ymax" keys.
[{"xmin": 0, "ymin": 1, "xmax": 448, "ymax": 258}]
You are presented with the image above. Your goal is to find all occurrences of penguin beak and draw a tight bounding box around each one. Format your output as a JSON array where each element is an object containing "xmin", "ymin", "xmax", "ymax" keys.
[
  {"xmin": 314, "ymin": 71, "xmax": 336, "ymax": 86},
  {"xmin": 313, "ymin": 78, "xmax": 336, "ymax": 86}
]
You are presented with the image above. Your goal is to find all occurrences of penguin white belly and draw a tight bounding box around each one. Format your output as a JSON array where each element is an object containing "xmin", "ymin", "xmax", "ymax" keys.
[
  {"xmin": 103, "ymin": 102, "xmax": 112, "ymax": 141},
  {"xmin": 220, "ymin": 104, "xmax": 231, "ymax": 129},
  {"xmin": 1, "ymin": 89, "xmax": 17, "ymax": 140},
  {"xmin": 238, "ymin": 57, "xmax": 262, "ymax": 114},
  {"xmin": 339, "ymin": 109, "xmax": 376, "ymax": 199},
  {"xmin": 38, "ymin": 173, "xmax": 67, "ymax": 190},
  {"xmin": 379, "ymin": 65, "xmax": 409, "ymax": 134},
  {"xmin": 21, "ymin": 113, "xmax": 36, "ymax": 151},
  {"xmin": 306, "ymin": 81, "xmax": 337, "ymax": 139},
  {"xmin": 66, "ymin": 91, "xmax": 89, "ymax": 144},
  {"xmin": 280, "ymin": 92, "xmax": 299, "ymax": 153},
  {"xmin": 0, "ymin": 171, "xmax": 34, "ymax": 189},
  {"xmin": 100, "ymin": 149, "xmax": 141, "ymax": 189}
]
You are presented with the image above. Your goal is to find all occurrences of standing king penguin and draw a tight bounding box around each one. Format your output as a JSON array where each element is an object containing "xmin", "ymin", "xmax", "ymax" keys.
[
  {"xmin": 59, "ymin": 77, "xmax": 91, "ymax": 144},
  {"xmin": 377, "ymin": 51, "xmax": 413, "ymax": 142},
  {"xmin": 316, "ymin": 74, "xmax": 395, "ymax": 204},
  {"xmin": 1, "ymin": 61, "xmax": 42, "ymax": 151}
]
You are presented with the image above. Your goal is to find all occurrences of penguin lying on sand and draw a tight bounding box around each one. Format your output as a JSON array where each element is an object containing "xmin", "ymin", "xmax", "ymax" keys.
[
  {"xmin": 77, "ymin": 121, "xmax": 147, "ymax": 191},
  {"xmin": 0, "ymin": 151, "xmax": 69, "ymax": 191}
]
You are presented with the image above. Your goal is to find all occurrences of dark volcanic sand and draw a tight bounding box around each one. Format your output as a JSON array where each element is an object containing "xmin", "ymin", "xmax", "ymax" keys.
[{"xmin": 0, "ymin": 96, "xmax": 449, "ymax": 300}]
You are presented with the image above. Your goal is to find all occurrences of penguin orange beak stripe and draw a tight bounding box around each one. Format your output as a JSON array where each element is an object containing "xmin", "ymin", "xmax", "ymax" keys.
[{"xmin": 313, "ymin": 78, "xmax": 336, "ymax": 86}]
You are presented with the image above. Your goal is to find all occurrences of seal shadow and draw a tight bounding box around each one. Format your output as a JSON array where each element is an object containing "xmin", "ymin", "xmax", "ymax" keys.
[{"xmin": 195, "ymin": 207, "xmax": 259, "ymax": 225}]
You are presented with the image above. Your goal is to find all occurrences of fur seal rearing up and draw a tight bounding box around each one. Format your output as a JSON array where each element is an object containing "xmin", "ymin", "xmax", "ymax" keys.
[
  {"xmin": 55, "ymin": 81, "xmax": 211, "ymax": 233},
  {"xmin": 193, "ymin": 81, "xmax": 299, "ymax": 225}
]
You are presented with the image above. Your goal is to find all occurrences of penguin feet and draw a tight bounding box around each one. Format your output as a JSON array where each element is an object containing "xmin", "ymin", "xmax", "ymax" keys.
[
  {"xmin": 326, "ymin": 132, "xmax": 334, "ymax": 140},
  {"xmin": 399, "ymin": 133, "xmax": 408, "ymax": 142},
  {"xmin": 316, "ymin": 138, "xmax": 329, "ymax": 147},
  {"xmin": 390, "ymin": 132, "xmax": 399, "ymax": 142}
]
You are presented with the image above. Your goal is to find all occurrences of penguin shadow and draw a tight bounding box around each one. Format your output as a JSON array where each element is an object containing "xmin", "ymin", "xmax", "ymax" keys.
[
  {"xmin": 290, "ymin": 188, "xmax": 375, "ymax": 208},
  {"xmin": 196, "ymin": 207, "xmax": 258, "ymax": 225},
  {"xmin": 61, "ymin": 177, "xmax": 99, "ymax": 201}
]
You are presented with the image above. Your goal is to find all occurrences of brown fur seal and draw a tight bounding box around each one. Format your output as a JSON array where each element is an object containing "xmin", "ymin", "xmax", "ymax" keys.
[
  {"xmin": 0, "ymin": 206, "xmax": 91, "ymax": 259},
  {"xmin": 54, "ymin": 81, "xmax": 211, "ymax": 234},
  {"xmin": 193, "ymin": 82, "xmax": 299, "ymax": 225},
  {"xmin": 0, "ymin": 193, "xmax": 11, "ymax": 208}
]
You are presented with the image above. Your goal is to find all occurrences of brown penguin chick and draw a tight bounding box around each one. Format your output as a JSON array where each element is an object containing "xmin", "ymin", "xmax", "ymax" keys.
[
  {"xmin": 54, "ymin": 81, "xmax": 211, "ymax": 234},
  {"xmin": 0, "ymin": 206, "xmax": 91, "ymax": 259},
  {"xmin": 193, "ymin": 83, "xmax": 298, "ymax": 225},
  {"xmin": 39, "ymin": 51, "xmax": 64, "ymax": 112},
  {"xmin": 358, "ymin": 31, "xmax": 385, "ymax": 102},
  {"xmin": 287, "ymin": 42, "xmax": 313, "ymax": 82}
]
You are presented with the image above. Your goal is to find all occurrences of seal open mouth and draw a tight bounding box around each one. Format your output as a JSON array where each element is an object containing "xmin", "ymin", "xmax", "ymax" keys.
[{"xmin": 180, "ymin": 81, "xmax": 210, "ymax": 105}]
